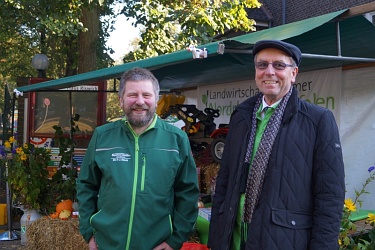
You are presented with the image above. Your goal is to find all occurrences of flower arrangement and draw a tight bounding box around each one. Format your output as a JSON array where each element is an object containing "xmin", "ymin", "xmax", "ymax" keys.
[
  {"xmin": 0, "ymin": 136, "xmax": 51, "ymax": 212},
  {"xmin": 339, "ymin": 165, "xmax": 375, "ymax": 249}
]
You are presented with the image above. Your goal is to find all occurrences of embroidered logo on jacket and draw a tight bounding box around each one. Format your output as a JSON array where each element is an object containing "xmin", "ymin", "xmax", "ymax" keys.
[{"xmin": 111, "ymin": 153, "xmax": 131, "ymax": 162}]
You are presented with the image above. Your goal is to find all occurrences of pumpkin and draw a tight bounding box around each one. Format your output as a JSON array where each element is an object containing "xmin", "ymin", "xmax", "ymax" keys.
[
  {"xmin": 56, "ymin": 199, "xmax": 73, "ymax": 213},
  {"xmin": 59, "ymin": 210, "xmax": 71, "ymax": 220},
  {"xmin": 50, "ymin": 211, "xmax": 60, "ymax": 219}
]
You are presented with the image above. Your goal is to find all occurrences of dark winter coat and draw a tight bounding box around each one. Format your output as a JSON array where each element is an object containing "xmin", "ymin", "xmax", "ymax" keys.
[{"xmin": 208, "ymin": 88, "xmax": 345, "ymax": 250}]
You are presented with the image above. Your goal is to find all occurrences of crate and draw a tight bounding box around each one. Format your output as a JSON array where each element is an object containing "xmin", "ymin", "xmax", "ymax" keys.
[{"xmin": 0, "ymin": 203, "xmax": 7, "ymax": 225}]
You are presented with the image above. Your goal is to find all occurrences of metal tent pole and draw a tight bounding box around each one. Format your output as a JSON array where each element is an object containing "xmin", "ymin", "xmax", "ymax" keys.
[
  {"xmin": 0, "ymin": 91, "xmax": 20, "ymax": 241},
  {"xmin": 0, "ymin": 161, "xmax": 20, "ymax": 241}
]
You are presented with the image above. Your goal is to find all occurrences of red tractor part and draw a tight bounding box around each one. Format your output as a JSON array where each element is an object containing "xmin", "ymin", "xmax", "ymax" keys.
[{"xmin": 210, "ymin": 124, "xmax": 229, "ymax": 163}]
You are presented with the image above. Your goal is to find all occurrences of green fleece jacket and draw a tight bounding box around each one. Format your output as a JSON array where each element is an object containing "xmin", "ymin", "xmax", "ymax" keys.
[{"xmin": 76, "ymin": 116, "xmax": 199, "ymax": 250}]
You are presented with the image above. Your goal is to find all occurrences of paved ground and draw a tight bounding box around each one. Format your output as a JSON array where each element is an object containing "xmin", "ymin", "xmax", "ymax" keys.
[
  {"xmin": 0, "ymin": 220, "xmax": 24, "ymax": 249},
  {"xmin": 0, "ymin": 239, "xmax": 24, "ymax": 250}
]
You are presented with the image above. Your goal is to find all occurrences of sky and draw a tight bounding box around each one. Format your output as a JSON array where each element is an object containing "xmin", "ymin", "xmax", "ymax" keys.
[{"xmin": 106, "ymin": 15, "xmax": 140, "ymax": 62}]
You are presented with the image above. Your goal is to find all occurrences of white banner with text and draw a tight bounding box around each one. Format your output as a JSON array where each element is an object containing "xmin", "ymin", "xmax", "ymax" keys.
[{"xmin": 197, "ymin": 67, "xmax": 342, "ymax": 126}]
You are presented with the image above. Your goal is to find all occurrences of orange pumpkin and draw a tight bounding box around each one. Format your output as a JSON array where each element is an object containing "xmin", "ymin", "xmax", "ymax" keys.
[
  {"xmin": 56, "ymin": 199, "xmax": 73, "ymax": 213},
  {"xmin": 50, "ymin": 211, "xmax": 60, "ymax": 219}
]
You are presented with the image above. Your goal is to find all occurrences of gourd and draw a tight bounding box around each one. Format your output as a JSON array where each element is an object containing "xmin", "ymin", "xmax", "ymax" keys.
[
  {"xmin": 56, "ymin": 199, "xmax": 73, "ymax": 213},
  {"xmin": 50, "ymin": 211, "xmax": 60, "ymax": 219},
  {"xmin": 59, "ymin": 210, "xmax": 71, "ymax": 220}
]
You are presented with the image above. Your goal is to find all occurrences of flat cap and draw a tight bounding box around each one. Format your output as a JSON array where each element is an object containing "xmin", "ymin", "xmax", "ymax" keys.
[{"xmin": 252, "ymin": 40, "xmax": 302, "ymax": 66}]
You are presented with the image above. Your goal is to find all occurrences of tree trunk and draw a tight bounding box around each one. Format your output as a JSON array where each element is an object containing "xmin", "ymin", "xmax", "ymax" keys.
[
  {"xmin": 78, "ymin": 4, "xmax": 100, "ymax": 73},
  {"xmin": 64, "ymin": 37, "xmax": 78, "ymax": 76}
]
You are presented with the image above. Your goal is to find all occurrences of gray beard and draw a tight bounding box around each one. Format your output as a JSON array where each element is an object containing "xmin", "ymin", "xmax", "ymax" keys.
[{"xmin": 126, "ymin": 109, "xmax": 154, "ymax": 128}]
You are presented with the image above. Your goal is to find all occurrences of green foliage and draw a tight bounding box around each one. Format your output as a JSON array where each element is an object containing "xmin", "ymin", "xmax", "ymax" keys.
[
  {"xmin": 0, "ymin": 0, "xmax": 116, "ymax": 88},
  {"xmin": 1, "ymin": 137, "xmax": 51, "ymax": 212},
  {"xmin": 0, "ymin": 0, "xmax": 81, "ymax": 80},
  {"xmin": 0, "ymin": 114, "xmax": 82, "ymax": 214},
  {"xmin": 52, "ymin": 114, "xmax": 80, "ymax": 166},
  {"xmin": 48, "ymin": 114, "xmax": 80, "ymax": 205},
  {"xmin": 121, "ymin": 0, "xmax": 261, "ymax": 61},
  {"xmin": 339, "ymin": 166, "xmax": 375, "ymax": 249},
  {"xmin": 369, "ymin": 229, "xmax": 375, "ymax": 249},
  {"xmin": 105, "ymin": 80, "xmax": 123, "ymax": 121}
]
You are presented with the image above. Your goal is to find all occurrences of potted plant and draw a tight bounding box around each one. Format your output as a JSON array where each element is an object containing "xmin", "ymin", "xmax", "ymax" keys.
[
  {"xmin": 1, "ymin": 136, "xmax": 51, "ymax": 211},
  {"xmin": 339, "ymin": 165, "xmax": 375, "ymax": 249},
  {"xmin": 0, "ymin": 136, "xmax": 51, "ymax": 245}
]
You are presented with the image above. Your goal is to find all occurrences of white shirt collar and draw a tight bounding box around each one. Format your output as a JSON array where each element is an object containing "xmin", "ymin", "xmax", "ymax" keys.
[{"xmin": 262, "ymin": 96, "xmax": 282, "ymax": 111}]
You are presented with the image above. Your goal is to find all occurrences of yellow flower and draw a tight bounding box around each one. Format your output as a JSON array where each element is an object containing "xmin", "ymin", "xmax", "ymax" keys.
[
  {"xmin": 23, "ymin": 143, "xmax": 28, "ymax": 149},
  {"xmin": 20, "ymin": 154, "xmax": 27, "ymax": 161},
  {"xmin": 4, "ymin": 141, "xmax": 11, "ymax": 148},
  {"xmin": 8, "ymin": 136, "xmax": 15, "ymax": 143},
  {"xmin": 344, "ymin": 198, "xmax": 356, "ymax": 212},
  {"xmin": 367, "ymin": 213, "xmax": 375, "ymax": 224},
  {"xmin": 16, "ymin": 147, "xmax": 23, "ymax": 154}
]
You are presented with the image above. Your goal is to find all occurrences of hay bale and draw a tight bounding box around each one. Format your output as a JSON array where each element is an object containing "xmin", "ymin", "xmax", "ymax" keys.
[
  {"xmin": 187, "ymin": 229, "xmax": 201, "ymax": 243},
  {"xmin": 200, "ymin": 163, "xmax": 220, "ymax": 194},
  {"xmin": 26, "ymin": 217, "xmax": 88, "ymax": 250}
]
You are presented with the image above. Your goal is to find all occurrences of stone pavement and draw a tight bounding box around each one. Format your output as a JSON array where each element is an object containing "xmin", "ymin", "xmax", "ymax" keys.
[{"xmin": 0, "ymin": 239, "xmax": 24, "ymax": 250}]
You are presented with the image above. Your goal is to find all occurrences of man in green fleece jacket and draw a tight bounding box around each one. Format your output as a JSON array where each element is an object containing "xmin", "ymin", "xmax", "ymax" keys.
[{"xmin": 76, "ymin": 67, "xmax": 199, "ymax": 250}]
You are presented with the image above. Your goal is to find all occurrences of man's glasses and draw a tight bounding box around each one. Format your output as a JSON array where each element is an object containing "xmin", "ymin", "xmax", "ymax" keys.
[{"xmin": 255, "ymin": 61, "xmax": 294, "ymax": 70}]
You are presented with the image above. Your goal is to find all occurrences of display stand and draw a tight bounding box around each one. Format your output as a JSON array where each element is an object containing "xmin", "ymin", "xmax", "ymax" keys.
[{"xmin": 0, "ymin": 161, "xmax": 20, "ymax": 241}]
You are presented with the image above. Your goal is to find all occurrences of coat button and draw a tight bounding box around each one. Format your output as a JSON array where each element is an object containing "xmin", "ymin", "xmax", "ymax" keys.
[{"xmin": 291, "ymin": 220, "xmax": 296, "ymax": 226}]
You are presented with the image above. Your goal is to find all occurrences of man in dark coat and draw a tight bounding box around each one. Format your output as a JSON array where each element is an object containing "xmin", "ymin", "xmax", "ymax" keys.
[{"xmin": 208, "ymin": 40, "xmax": 345, "ymax": 250}]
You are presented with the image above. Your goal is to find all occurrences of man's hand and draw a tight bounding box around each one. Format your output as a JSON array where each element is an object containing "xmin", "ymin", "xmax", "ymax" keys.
[
  {"xmin": 88, "ymin": 235, "xmax": 98, "ymax": 250},
  {"xmin": 153, "ymin": 242, "xmax": 173, "ymax": 250}
]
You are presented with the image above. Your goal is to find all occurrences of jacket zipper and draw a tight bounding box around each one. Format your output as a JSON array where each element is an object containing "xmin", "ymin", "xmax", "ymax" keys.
[
  {"xmin": 126, "ymin": 138, "xmax": 139, "ymax": 250},
  {"xmin": 141, "ymin": 154, "xmax": 146, "ymax": 191}
]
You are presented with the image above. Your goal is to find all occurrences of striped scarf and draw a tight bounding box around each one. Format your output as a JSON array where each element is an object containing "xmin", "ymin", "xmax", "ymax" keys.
[{"xmin": 242, "ymin": 87, "xmax": 293, "ymax": 224}]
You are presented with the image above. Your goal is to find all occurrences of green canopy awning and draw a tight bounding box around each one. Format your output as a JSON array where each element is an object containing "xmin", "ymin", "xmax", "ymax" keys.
[{"xmin": 15, "ymin": 9, "xmax": 375, "ymax": 94}]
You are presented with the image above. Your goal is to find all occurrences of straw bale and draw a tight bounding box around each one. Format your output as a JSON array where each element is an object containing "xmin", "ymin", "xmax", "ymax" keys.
[
  {"xmin": 26, "ymin": 217, "xmax": 200, "ymax": 248},
  {"xmin": 26, "ymin": 217, "xmax": 88, "ymax": 250},
  {"xmin": 187, "ymin": 229, "xmax": 201, "ymax": 243},
  {"xmin": 200, "ymin": 163, "xmax": 220, "ymax": 194}
]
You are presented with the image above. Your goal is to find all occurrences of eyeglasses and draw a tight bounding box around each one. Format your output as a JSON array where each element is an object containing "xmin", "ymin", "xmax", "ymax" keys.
[{"xmin": 255, "ymin": 61, "xmax": 294, "ymax": 70}]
